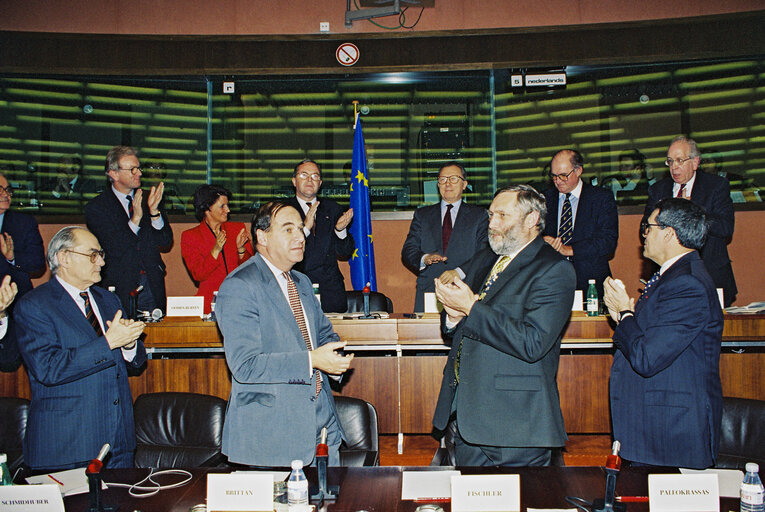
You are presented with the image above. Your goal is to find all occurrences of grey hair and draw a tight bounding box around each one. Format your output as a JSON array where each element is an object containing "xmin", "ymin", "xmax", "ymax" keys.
[
  {"xmin": 494, "ymin": 184, "xmax": 547, "ymax": 233},
  {"xmin": 47, "ymin": 226, "xmax": 88, "ymax": 274},
  {"xmin": 670, "ymin": 136, "xmax": 701, "ymax": 158}
]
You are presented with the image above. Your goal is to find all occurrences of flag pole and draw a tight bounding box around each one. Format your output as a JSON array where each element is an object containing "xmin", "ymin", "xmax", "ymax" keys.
[{"xmin": 352, "ymin": 100, "xmax": 359, "ymax": 129}]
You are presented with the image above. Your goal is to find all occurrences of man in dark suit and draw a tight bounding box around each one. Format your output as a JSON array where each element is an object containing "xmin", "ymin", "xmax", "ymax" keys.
[
  {"xmin": 286, "ymin": 159, "xmax": 354, "ymax": 313},
  {"xmin": 0, "ymin": 172, "xmax": 46, "ymax": 371},
  {"xmin": 15, "ymin": 226, "xmax": 146, "ymax": 470},
  {"xmin": 85, "ymin": 146, "xmax": 173, "ymax": 314},
  {"xmin": 645, "ymin": 136, "xmax": 737, "ymax": 306},
  {"xmin": 604, "ymin": 198, "xmax": 723, "ymax": 468},
  {"xmin": 433, "ymin": 185, "xmax": 576, "ymax": 466},
  {"xmin": 543, "ymin": 149, "xmax": 618, "ymax": 300},
  {"xmin": 402, "ymin": 162, "xmax": 488, "ymax": 312},
  {"xmin": 216, "ymin": 202, "xmax": 354, "ymax": 466}
]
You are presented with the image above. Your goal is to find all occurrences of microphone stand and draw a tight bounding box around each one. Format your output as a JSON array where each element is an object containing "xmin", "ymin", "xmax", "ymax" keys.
[
  {"xmin": 310, "ymin": 428, "xmax": 339, "ymax": 505},
  {"xmin": 86, "ymin": 444, "xmax": 118, "ymax": 512},
  {"xmin": 592, "ymin": 440, "xmax": 626, "ymax": 512}
]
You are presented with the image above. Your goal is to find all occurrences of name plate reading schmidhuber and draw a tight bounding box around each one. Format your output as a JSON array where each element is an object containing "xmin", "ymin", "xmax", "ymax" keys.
[
  {"xmin": 0, "ymin": 484, "xmax": 64, "ymax": 512},
  {"xmin": 166, "ymin": 296, "xmax": 204, "ymax": 317},
  {"xmin": 648, "ymin": 473, "xmax": 720, "ymax": 512},
  {"xmin": 207, "ymin": 473, "xmax": 274, "ymax": 512},
  {"xmin": 451, "ymin": 474, "xmax": 520, "ymax": 512}
]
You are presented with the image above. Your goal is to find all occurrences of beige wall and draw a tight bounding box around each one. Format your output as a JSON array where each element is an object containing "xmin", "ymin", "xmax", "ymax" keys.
[
  {"xmin": 0, "ymin": 0, "xmax": 762, "ymax": 35},
  {"xmin": 33, "ymin": 209, "xmax": 763, "ymax": 312}
]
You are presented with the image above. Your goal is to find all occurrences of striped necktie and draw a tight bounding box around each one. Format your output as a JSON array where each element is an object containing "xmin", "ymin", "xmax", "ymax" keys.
[
  {"xmin": 79, "ymin": 291, "xmax": 104, "ymax": 337},
  {"xmin": 283, "ymin": 272, "xmax": 321, "ymax": 397},
  {"xmin": 676, "ymin": 183, "xmax": 686, "ymax": 198},
  {"xmin": 126, "ymin": 194, "xmax": 134, "ymax": 218},
  {"xmin": 558, "ymin": 193, "xmax": 573, "ymax": 245}
]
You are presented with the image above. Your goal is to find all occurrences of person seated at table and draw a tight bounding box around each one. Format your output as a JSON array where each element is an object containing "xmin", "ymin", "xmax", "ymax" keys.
[{"xmin": 181, "ymin": 185, "xmax": 253, "ymax": 313}]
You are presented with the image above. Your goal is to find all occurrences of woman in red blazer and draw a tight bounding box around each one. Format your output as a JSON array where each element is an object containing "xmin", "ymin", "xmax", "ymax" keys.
[{"xmin": 181, "ymin": 185, "xmax": 253, "ymax": 313}]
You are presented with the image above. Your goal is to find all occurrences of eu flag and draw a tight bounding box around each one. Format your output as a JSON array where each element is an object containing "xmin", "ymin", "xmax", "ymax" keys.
[{"xmin": 349, "ymin": 115, "xmax": 377, "ymax": 291}]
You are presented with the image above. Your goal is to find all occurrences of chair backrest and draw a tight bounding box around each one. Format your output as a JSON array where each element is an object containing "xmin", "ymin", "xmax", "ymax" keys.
[
  {"xmin": 334, "ymin": 396, "xmax": 378, "ymax": 452},
  {"xmin": 716, "ymin": 396, "xmax": 765, "ymax": 469},
  {"xmin": 133, "ymin": 392, "xmax": 227, "ymax": 468},
  {"xmin": 346, "ymin": 291, "xmax": 393, "ymax": 314},
  {"xmin": 0, "ymin": 397, "xmax": 29, "ymax": 473}
]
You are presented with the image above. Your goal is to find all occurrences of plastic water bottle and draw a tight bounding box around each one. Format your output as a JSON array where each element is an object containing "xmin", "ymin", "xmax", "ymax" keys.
[
  {"xmin": 741, "ymin": 462, "xmax": 764, "ymax": 512},
  {"xmin": 287, "ymin": 459, "xmax": 308, "ymax": 506},
  {"xmin": 0, "ymin": 453, "xmax": 12, "ymax": 485},
  {"xmin": 312, "ymin": 283, "xmax": 321, "ymax": 304},
  {"xmin": 586, "ymin": 279, "xmax": 599, "ymax": 317},
  {"xmin": 210, "ymin": 291, "xmax": 218, "ymax": 322}
]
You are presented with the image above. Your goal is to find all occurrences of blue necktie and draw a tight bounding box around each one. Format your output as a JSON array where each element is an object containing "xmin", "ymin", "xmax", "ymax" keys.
[
  {"xmin": 640, "ymin": 272, "xmax": 661, "ymax": 301},
  {"xmin": 558, "ymin": 193, "xmax": 573, "ymax": 245}
]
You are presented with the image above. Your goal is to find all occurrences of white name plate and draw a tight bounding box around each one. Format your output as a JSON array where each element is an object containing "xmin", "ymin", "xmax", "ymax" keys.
[
  {"xmin": 0, "ymin": 484, "xmax": 64, "ymax": 511},
  {"xmin": 166, "ymin": 296, "xmax": 204, "ymax": 317},
  {"xmin": 648, "ymin": 473, "xmax": 719, "ymax": 512},
  {"xmin": 451, "ymin": 474, "xmax": 520, "ymax": 512},
  {"xmin": 207, "ymin": 473, "xmax": 274, "ymax": 512}
]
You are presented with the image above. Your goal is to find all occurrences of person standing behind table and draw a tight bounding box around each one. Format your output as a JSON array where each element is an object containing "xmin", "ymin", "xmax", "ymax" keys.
[
  {"xmin": 604, "ymin": 198, "xmax": 723, "ymax": 468},
  {"xmin": 15, "ymin": 226, "xmax": 146, "ymax": 470},
  {"xmin": 542, "ymin": 149, "xmax": 618, "ymax": 300},
  {"xmin": 0, "ymin": 172, "xmax": 46, "ymax": 371},
  {"xmin": 645, "ymin": 136, "xmax": 737, "ymax": 306},
  {"xmin": 181, "ymin": 185, "xmax": 253, "ymax": 314},
  {"xmin": 285, "ymin": 159, "xmax": 354, "ymax": 313},
  {"xmin": 402, "ymin": 162, "xmax": 488, "ymax": 312},
  {"xmin": 432, "ymin": 185, "xmax": 576, "ymax": 466},
  {"xmin": 85, "ymin": 146, "xmax": 173, "ymax": 314},
  {"xmin": 216, "ymin": 202, "xmax": 354, "ymax": 467}
]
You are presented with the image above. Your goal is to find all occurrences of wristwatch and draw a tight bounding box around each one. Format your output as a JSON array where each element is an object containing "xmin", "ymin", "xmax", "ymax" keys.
[{"xmin": 618, "ymin": 310, "xmax": 633, "ymax": 322}]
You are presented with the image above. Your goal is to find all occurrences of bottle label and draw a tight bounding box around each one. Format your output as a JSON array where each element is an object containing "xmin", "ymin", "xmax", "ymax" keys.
[
  {"xmin": 587, "ymin": 298, "xmax": 598, "ymax": 313},
  {"xmin": 742, "ymin": 483, "xmax": 764, "ymax": 504},
  {"xmin": 288, "ymin": 480, "xmax": 309, "ymax": 505}
]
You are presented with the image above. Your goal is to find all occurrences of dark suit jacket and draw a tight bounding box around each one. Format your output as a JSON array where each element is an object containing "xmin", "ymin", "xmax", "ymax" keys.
[
  {"xmin": 645, "ymin": 171, "xmax": 737, "ymax": 305},
  {"xmin": 0, "ymin": 210, "xmax": 46, "ymax": 371},
  {"xmin": 180, "ymin": 221, "xmax": 253, "ymax": 314},
  {"xmin": 286, "ymin": 197, "xmax": 354, "ymax": 313},
  {"xmin": 401, "ymin": 202, "xmax": 488, "ymax": 312},
  {"xmin": 85, "ymin": 188, "xmax": 173, "ymax": 312},
  {"xmin": 432, "ymin": 237, "xmax": 576, "ymax": 448},
  {"xmin": 15, "ymin": 278, "xmax": 146, "ymax": 469},
  {"xmin": 610, "ymin": 251, "xmax": 723, "ymax": 468},
  {"xmin": 216, "ymin": 253, "xmax": 344, "ymax": 466},
  {"xmin": 544, "ymin": 183, "xmax": 618, "ymax": 297}
]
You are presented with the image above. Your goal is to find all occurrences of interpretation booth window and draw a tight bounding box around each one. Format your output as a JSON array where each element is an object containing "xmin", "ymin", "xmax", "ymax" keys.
[{"xmin": 0, "ymin": 58, "xmax": 762, "ymax": 216}]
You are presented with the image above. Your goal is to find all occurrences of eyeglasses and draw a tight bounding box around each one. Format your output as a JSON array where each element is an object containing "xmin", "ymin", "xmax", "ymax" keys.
[
  {"xmin": 640, "ymin": 220, "xmax": 665, "ymax": 235},
  {"xmin": 0, "ymin": 186, "xmax": 13, "ymax": 196},
  {"xmin": 66, "ymin": 249, "xmax": 106, "ymax": 263},
  {"xmin": 437, "ymin": 175, "xmax": 465, "ymax": 185},
  {"xmin": 664, "ymin": 156, "xmax": 693, "ymax": 168},
  {"xmin": 116, "ymin": 166, "xmax": 142, "ymax": 174},
  {"xmin": 549, "ymin": 167, "xmax": 579, "ymax": 181},
  {"xmin": 296, "ymin": 172, "xmax": 322, "ymax": 181}
]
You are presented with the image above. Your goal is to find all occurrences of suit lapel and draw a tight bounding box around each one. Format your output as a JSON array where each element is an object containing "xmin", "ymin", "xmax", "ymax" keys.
[
  {"xmin": 480, "ymin": 238, "xmax": 544, "ymax": 303},
  {"xmin": 253, "ymin": 255, "xmax": 308, "ymax": 351},
  {"xmin": 49, "ymin": 278, "xmax": 106, "ymax": 340}
]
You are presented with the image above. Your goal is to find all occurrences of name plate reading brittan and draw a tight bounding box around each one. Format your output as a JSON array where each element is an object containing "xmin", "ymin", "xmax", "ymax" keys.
[
  {"xmin": 451, "ymin": 474, "xmax": 520, "ymax": 512},
  {"xmin": 0, "ymin": 484, "xmax": 64, "ymax": 512},
  {"xmin": 648, "ymin": 473, "xmax": 720, "ymax": 512},
  {"xmin": 166, "ymin": 296, "xmax": 204, "ymax": 317},
  {"xmin": 207, "ymin": 473, "xmax": 274, "ymax": 512}
]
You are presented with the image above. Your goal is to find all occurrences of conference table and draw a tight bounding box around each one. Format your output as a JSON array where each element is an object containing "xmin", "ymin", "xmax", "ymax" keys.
[{"xmin": 62, "ymin": 465, "xmax": 740, "ymax": 512}]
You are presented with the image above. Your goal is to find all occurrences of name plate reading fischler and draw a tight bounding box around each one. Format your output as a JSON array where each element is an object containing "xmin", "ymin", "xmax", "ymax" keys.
[
  {"xmin": 207, "ymin": 473, "xmax": 274, "ymax": 512},
  {"xmin": 0, "ymin": 484, "xmax": 64, "ymax": 512},
  {"xmin": 451, "ymin": 474, "xmax": 520, "ymax": 512},
  {"xmin": 648, "ymin": 473, "xmax": 719, "ymax": 512}
]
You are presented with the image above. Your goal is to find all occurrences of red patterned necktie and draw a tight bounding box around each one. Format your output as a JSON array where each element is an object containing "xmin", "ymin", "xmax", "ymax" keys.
[
  {"xmin": 80, "ymin": 291, "xmax": 104, "ymax": 337},
  {"xmin": 676, "ymin": 184, "xmax": 686, "ymax": 198},
  {"xmin": 442, "ymin": 204, "xmax": 453, "ymax": 252},
  {"xmin": 283, "ymin": 272, "xmax": 321, "ymax": 397}
]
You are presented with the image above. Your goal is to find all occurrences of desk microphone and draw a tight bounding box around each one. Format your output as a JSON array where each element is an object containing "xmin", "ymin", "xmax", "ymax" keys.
[
  {"xmin": 128, "ymin": 285, "xmax": 144, "ymax": 319},
  {"xmin": 359, "ymin": 282, "xmax": 375, "ymax": 319},
  {"xmin": 591, "ymin": 440, "xmax": 626, "ymax": 512},
  {"xmin": 310, "ymin": 427, "xmax": 338, "ymax": 504},
  {"xmin": 86, "ymin": 443, "xmax": 117, "ymax": 512},
  {"xmin": 86, "ymin": 443, "xmax": 110, "ymax": 474}
]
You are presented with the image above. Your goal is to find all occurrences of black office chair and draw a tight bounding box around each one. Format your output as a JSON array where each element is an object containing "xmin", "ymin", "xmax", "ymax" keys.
[
  {"xmin": 715, "ymin": 396, "xmax": 765, "ymax": 469},
  {"xmin": 133, "ymin": 392, "xmax": 227, "ymax": 468},
  {"xmin": 0, "ymin": 397, "xmax": 29, "ymax": 481},
  {"xmin": 334, "ymin": 396, "xmax": 379, "ymax": 466},
  {"xmin": 345, "ymin": 291, "xmax": 393, "ymax": 314}
]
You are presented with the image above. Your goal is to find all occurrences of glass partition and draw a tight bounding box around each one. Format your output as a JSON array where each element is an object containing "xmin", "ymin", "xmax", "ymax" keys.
[{"xmin": 0, "ymin": 57, "xmax": 762, "ymax": 216}]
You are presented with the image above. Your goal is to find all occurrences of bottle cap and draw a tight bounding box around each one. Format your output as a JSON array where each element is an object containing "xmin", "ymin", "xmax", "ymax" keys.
[
  {"xmin": 291, "ymin": 459, "xmax": 304, "ymax": 470},
  {"xmin": 588, "ymin": 279, "xmax": 596, "ymax": 284},
  {"xmin": 0, "ymin": 453, "xmax": 6, "ymax": 463},
  {"xmin": 746, "ymin": 462, "xmax": 759, "ymax": 473}
]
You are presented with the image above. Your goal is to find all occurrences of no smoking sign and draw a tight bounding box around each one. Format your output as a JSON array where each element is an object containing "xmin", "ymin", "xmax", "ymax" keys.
[{"xmin": 336, "ymin": 43, "xmax": 359, "ymax": 66}]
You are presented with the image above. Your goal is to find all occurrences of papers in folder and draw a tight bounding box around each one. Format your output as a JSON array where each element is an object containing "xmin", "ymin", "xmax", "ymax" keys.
[{"xmin": 26, "ymin": 467, "xmax": 105, "ymax": 496}]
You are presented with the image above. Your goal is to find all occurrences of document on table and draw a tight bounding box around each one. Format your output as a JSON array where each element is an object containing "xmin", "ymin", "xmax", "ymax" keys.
[
  {"xmin": 26, "ymin": 467, "xmax": 105, "ymax": 496},
  {"xmin": 401, "ymin": 470, "xmax": 460, "ymax": 500},
  {"xmin": 680, "ymin": 467, "xmax": 744, "ymax": 498}
]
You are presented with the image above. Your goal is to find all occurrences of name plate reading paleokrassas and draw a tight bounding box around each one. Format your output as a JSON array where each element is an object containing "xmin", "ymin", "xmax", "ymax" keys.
[{"xmin": 648, "ymin": 473, "xmax": 719, "ymax": 512}]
